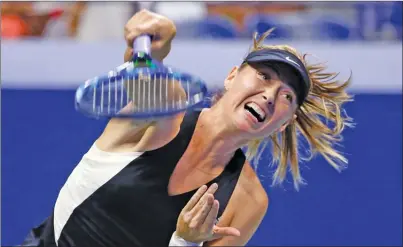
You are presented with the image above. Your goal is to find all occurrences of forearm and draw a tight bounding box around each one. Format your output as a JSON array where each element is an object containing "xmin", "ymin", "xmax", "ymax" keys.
[
  {"xmin": 90, "ymin": 9, "xmax": 181, "ymax": 153},
  {"xmin": 203, "ymin": 237, "xmax": 248, "ymax": 247}
]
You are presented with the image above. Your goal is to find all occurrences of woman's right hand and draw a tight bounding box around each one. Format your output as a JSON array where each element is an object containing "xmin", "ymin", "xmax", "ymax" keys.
[
  {"xmin": 176, "ymin": 184, "xmax": 241, "ymax": 244},
  {"xmin": 98, "ymin": 10, "xmax": 181, "ymax": 154},
  {"xmin": 124, "ymin": 9, "xmax": 176, "ymax": 62}
]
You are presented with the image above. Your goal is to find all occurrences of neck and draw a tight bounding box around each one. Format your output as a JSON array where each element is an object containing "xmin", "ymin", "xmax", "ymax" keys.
[{"xmin": 188, "ymin": 106, "xmax": 248, "ymax": 168}]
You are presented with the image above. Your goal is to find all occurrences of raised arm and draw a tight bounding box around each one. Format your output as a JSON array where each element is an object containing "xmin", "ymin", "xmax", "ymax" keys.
[{"xmin": 95, "ymin": 9, "xmax": 185, "ymax": 153}]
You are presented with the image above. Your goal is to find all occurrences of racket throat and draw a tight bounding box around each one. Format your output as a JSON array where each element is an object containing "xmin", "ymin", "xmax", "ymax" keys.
[{"xmin": 132, "ymin": 52, "xmax": 154, "ymax": 68}]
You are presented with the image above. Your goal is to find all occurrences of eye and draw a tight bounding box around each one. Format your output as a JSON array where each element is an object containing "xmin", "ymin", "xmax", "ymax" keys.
[
  {"xmin": 257, "ymin": 71, "xmax": 271, "ymax": 81},
  {"xmin": 282, "ymin": 93, "xmax": 293, "ymax": 103}
]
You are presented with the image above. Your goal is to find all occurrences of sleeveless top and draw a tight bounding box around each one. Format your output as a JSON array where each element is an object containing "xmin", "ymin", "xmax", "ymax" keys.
[{"xmin": 22, "ymin": 110, "xmax": 246, "ymax": 247}]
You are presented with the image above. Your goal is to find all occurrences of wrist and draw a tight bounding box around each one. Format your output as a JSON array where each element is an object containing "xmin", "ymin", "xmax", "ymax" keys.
[{"xmin": 169, "ymin": 231, "xmax": 203, "ymax": 247}]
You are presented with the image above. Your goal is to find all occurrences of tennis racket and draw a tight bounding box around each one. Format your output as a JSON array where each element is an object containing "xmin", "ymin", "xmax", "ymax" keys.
[{"xmin": 75, "ymin": 34, "xmax": 208, "ymax": 119}]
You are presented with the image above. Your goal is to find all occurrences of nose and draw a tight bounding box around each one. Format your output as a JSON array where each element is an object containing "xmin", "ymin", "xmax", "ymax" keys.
[
  {"xmin": 262, "ymin": 92, "xmax": 276, "ymax": 114},
  {"xmin": 262, "ymin": 94, "xmax": 274, "ymax": 105},
  {"xmin": 262, "ymin": 82, "xmax": 281, "ymax": 108}
]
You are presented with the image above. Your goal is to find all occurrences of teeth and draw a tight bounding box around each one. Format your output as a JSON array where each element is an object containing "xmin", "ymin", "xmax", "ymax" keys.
[{"xmin": 246, "ymin": 102, "xmax": 265, "ymax": 119}]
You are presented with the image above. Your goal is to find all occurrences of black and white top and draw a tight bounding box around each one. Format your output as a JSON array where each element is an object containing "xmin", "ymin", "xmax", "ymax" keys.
[{"xmin": 23, "ymin": 110, "xmax": 246, "ymax": 247}]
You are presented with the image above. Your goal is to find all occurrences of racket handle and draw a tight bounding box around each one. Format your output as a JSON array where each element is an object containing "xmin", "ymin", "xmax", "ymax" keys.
[{"xmin": 133, "ymin": 35, "xmax": 152, "ymax": 54}]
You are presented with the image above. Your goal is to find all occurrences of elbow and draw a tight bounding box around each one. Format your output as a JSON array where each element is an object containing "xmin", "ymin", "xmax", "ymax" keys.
[
  {"xmin": 256, "ymin": 193, "xmax": 269, "ymax": 217},
  {"xmin": 260, "ymin": 195, "xmax": 269, "ymax": 215}
]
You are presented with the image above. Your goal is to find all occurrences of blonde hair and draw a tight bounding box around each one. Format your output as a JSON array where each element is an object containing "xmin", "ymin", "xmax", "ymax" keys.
[{"xmin": 217, "ymin": 29, "xmax": 354, "ymax": 190}]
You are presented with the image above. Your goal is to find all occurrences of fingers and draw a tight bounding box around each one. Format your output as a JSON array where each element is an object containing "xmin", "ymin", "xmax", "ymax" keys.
[
  {"xmin": 189, "ymin": 194, "xmax": 214, "ymax": 228},
  {"xmin": 187, "ymin": 183, "xmax": 218, "ymax": 217},
  {"xmin": 181, "ymin": 183, "xmax": 218, "ymax": 227},
  {"xmin": 125, "ymin": 18, "xmax": 159, "ymax": 47},
  {"xmin": 182, "ymin": 185, "xmax": 207, "ymax": 213},
  {"xmin": 212, "ymin": 226, "xmax": 241, "ymax": 239},
  {"xmin": 124, "ymin": 9, "xmax": 175, "ymax": 49},
  {"xmin": 177, "ymin": 183, "xmax": 241, "ymax": 243},
  {"xmin": 203, "ymin": 199, "xmax": 219, "ymax": 230},
  {"xmin": 124, "ymin": 10, "xmax": 154, "ymax": 47}
]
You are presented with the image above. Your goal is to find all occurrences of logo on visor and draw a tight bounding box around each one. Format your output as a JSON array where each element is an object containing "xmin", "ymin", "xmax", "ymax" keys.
[{"xmin": 286, "ymin": 56, "xmax": 300, "ymax": 67}]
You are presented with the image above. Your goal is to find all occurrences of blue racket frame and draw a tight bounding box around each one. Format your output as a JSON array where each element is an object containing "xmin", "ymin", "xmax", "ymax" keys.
[{"xmin": 75, "ymin": 35, "xmax": 208, "ymax": 119}]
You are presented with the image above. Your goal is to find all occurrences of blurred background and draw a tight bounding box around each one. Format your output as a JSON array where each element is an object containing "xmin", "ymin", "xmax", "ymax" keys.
[{"xmin": 1, "ymin": 1, "xmax": 402, "ymax": 246}]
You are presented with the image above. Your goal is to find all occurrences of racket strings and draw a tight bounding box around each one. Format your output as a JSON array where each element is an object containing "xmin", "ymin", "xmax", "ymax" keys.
[{"xmin": 93, "ymin": 71, "xmax": 194, "ymax": 116}]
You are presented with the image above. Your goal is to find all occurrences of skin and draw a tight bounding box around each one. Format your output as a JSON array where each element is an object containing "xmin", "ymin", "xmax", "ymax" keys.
[
  {"xmin": 96, "ymin": 9, "xmax": 299, "ymax": 246},
  {"xmin": 169, "ymin": 64, "xmax": 298, "ymax": 245}
]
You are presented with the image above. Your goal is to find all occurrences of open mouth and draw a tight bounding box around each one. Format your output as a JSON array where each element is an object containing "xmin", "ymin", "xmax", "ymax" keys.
[{"xmin": 244, "ymin": 102, "xmax": 266, "ymax": 122}]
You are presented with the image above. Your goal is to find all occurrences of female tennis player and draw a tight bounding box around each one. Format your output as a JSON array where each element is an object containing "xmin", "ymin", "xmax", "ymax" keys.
[{"xmin": 23, "ymin": 9, "xmax": 353, "ymax": 247}]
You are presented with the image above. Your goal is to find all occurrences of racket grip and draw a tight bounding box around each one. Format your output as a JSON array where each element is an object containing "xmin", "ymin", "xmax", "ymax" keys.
[{"xmin": 133, "ymin": 35, "xmax": 152, "ymax": 54}]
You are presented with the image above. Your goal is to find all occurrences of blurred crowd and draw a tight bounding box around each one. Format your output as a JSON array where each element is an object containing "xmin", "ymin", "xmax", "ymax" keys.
[{"xmin": 1, "ymin": 1, "xmax": 402, "ymax": 41}]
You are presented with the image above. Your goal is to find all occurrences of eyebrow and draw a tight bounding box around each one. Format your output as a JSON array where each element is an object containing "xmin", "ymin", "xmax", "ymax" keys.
[
  {"xmin": 257, "ymin": 65, "xmax": 298, "ymax": 99},
  {"xmin": 257, "ymin": 66, "xmax": 289, "ymax": 85}
]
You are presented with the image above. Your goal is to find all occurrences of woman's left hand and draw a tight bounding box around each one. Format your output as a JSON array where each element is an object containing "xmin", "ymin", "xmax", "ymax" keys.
[{"xmin": 175, "ymin": 184, "xmax": 241, "ymax": 244}]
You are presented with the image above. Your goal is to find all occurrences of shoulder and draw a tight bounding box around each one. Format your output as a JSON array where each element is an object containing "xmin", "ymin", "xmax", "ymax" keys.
[
  {"xmin": 234, "ymin": 161, "xmax": 269, "ymax": 216},
  {"xmin": 206, "ymin": 162, "xmax": 268, "ymax": 246},
  {"xmin": 230, "ymin": 161, "xmax": 269, "ymax": 233},
  {"xmin": 218, "ymin": 161, "xmax": 269, "ymax": 223}
]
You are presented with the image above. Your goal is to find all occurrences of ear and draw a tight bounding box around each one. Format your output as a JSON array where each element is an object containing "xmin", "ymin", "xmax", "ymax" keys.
[
  {"xmin": 224, "ymin": 66, "xmax": 239, "ymax": 90},
  {"xmin": 278, "ymin": 114, "xmax": 297, "ymax": 132}
]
